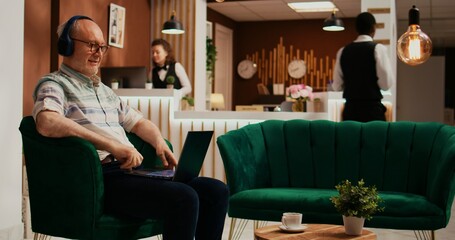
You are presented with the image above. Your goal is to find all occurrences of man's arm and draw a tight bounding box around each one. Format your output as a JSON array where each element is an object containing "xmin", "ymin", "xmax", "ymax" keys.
[
  {"xmin": 130, "ymin": 118, "xmax": 177, "ymax": 169},
  {"xmin": 36, "ymin": 110, "xmax": 143, "ymax": 169},
  {"xmin": 375, "ymin": 44, "xmax": 394, "ymax": 90}
]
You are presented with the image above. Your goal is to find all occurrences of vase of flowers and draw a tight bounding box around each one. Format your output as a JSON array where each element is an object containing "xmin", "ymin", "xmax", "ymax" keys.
[
  {"xmin": 286, "ymin": 84, "xmax": 313, "ymax": 112},
  {"xmin": 330, "ymin": 179, "xmax": 384, "ymax": 235}
]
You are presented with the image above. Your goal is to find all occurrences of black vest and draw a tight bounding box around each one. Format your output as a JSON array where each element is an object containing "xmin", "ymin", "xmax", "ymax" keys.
[
  {"xmin": 151, "ymin": 63, "xmax": 182, "ymax": 89},
  {"xmin": 340, "ymin": 42, "xmax": 382, "ymax": 101}
]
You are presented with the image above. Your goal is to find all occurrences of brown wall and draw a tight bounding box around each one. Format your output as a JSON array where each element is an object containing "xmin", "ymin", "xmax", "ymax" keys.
[
  {"xmin": 23, "ymin": 0, "xmax": 52, "ymax": 116},
  {"xmin": 23, "ymin": 0, "xmax": 151, "ymax": 116}
]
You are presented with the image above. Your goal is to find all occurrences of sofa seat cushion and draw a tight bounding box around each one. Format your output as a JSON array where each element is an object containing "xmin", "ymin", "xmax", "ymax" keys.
[
  {"xmin": 378, "ymin": 191, "xmax": 443, "ymax": 217},
  {"xmin": 229, "ymin": 188, "xmax": 444, "ymax": 222}
]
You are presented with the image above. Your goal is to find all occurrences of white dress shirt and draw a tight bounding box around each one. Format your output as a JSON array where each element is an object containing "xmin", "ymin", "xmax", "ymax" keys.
[
  {"xmin": 332, "ymin": 35, "xmax": 394, "ymax": 92},
  {"xmin": 156, "ymin": 62, "xmax": 192, "ymax": 96}
]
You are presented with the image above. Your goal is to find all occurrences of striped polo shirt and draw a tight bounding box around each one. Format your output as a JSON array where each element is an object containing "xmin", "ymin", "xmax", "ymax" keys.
[{"xmin": 32, "ymin": 64, "xmax": 143, "ymax": 161}]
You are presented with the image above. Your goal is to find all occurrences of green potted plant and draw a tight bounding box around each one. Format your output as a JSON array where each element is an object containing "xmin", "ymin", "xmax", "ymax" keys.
[
  {"xmin": 181, "ymin": 96, "xmax": 194, "ymax": 111},
  {"xmin": 206, "ymin": 38, "xmax": 217, "ymax": 110},
  {"xmin": 206, "ymin": 37, "xmax": 217, "ymax": 73},
  {"xmin": 111, "ymin": 78, "xmax": 119, "ymax": 89},
  {"xmin": 330, "ymin": 179, "xmax": 384, "ymax": 235},
  {"xmin": 166, "ymin": 76, "xmax": 175, "ymax": 89}
]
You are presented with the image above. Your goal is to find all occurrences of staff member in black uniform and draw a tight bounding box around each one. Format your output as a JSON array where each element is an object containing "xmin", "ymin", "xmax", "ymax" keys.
[
  {"xmin": 332, "ymin": 12, "xmax": 394, "ymax": 122},
  {"xmin": 150, "ymin": 38, "xmax": 192, "ymax": 95}
]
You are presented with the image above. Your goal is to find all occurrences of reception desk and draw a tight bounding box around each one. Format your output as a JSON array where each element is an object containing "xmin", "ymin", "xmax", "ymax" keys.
[{"xmin": 115, "ymin": 89, "xmax": 393, "ymax": 181}]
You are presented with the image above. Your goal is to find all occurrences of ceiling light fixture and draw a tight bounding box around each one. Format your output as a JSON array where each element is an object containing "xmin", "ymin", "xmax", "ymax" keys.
[
  {"xmin": 323, "ymin": 10, "xmax": 344, "ymax": 31},
  {"xmin": 397, "ymin": 5, "xmax": 432, "ymax": 66},
  {"xmin": 288, "ymin": 1, "xmax": 338, "ymax": 13},
  {"xmin": 162, "ymin": 0, "xmax": 184, "ymax": 35}
]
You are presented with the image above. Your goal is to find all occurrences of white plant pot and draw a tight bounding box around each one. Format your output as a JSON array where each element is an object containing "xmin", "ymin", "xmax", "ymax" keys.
[
  {"xmin": 166, "ymin": 84, "xmax": 174, "ymax": 89},
  {"xmin": 342, "ymin": 216, "xmax": 365, "ymax": 236},
  {"xmin": 145, "ymin": 83, "xmax": 152, "ymax": 89},
  {"xmin": 111, "ymin": 82, "xmax": 119, "ymax": 89}
]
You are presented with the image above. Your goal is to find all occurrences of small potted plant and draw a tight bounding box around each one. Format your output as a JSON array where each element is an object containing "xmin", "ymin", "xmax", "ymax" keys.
[
  {"xmin": 166, "ymin": 76, "xmax": 175, "ymax": 89},
  {"xmin": 330, "ymin": 179, "xmax": 384, "ymax": 235},
  {"xmin": 181, "ymin": 96, "xmax": 194, "ymax": 111},
  {"xmin": 145, "ymin": 79, "xmax": 152, "ymax": 89},
  {"xmin": 111, "ymin": 78, "xmax": 119, "ymax": 89}
]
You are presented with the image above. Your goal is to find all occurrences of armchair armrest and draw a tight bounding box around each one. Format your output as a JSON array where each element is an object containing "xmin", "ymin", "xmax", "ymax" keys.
[
  {"xmin": 19, "ymin": 117, "xmax": 104, "ymax": 239},
  {"xmin": 217, "ymin": 124, "xmax": 270, "ymax": 195}
]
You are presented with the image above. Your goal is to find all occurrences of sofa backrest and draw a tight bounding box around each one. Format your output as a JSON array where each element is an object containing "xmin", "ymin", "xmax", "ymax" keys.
[{"xmin": 218, "ymin": 119, "xmax": 455, "ymax": 207}]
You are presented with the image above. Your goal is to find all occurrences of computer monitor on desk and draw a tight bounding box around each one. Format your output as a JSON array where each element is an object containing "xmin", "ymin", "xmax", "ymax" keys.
[{"xmin": 100, "ymin": 66, "xmax": 147, "ymax": 88}]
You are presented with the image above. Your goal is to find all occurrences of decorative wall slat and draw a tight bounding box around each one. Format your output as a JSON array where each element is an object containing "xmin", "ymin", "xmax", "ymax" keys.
[
  {"xmin": 152, "ymin": 0, "xmax": 195, "ymax": 97},
  {"xmin": 246, "ymin": 37, "xmax": 335, "ymax": 92}
]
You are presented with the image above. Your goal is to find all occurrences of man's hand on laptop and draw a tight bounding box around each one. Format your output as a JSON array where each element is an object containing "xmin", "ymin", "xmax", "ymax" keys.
[
  {"xmin": 156, "ymin": 142, "xmax": 177, "ymax": 170},
  {"xmin": 111, "ymin": 144, "xmax": 144, "ymax": 170}
]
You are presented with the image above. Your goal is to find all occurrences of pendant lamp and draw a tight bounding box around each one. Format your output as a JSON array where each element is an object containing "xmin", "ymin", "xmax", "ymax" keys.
[
  {"xmin": 397, "ymin": 5, "xmax": 432, "ymax": 66},
  {"xmin": 162, "ymin": 1, "xmax": 184, "ymax": 35},
  {"xmin": 323, "ymin": 11, "xmax": 344, "ymax": 31}
]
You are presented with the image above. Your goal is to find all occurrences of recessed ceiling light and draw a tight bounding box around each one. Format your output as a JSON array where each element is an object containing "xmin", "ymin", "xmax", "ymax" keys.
[{"xmin": 288, "ymin": 1, "xmax": 338, "ymax": 13}]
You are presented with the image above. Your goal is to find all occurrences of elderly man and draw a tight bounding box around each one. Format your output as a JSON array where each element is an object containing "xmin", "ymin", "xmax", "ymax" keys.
[{"xmin": 32, "ymin": 15, "xmax": 228, "ymax": 240}]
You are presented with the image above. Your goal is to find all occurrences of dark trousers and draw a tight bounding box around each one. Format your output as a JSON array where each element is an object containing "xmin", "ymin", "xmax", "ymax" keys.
[
  {"xmin": 343, "ymin": 101, "xmax": 386, "ymax": 122},
  {"xmin": 102, "ymin": 162, "xmax": 229, "ymax": 240}
]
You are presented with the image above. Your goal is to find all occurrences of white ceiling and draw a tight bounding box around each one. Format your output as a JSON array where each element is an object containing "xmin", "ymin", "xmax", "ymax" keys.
[{"xmin": 208, "ymin": 0, "xmax": 455, "ymax": 47}]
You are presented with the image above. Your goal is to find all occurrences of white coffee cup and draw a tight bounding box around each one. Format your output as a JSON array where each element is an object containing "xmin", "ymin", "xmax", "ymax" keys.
[{"xmin": 281, "ymin": 212, "xmax": 302, "ymax": 229}]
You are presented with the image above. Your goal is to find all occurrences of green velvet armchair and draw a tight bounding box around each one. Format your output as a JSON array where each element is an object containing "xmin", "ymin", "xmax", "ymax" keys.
[{"xmin": 19, "ymin": 116, "xmax": 168, "ymax": 240}]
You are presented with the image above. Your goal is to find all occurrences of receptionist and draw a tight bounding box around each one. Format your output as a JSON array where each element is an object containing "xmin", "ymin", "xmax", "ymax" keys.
[{"xmin": 150, "ymin": 38, "xmax": 192, "ymax": 96}]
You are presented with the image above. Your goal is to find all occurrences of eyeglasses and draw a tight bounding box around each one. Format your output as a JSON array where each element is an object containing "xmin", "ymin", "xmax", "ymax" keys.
[{"xmin": 72, "ymin": 38, "xmax": 110, "ymax": 53}]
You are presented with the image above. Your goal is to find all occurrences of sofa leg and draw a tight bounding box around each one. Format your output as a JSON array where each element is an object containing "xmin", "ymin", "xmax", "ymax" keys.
[
  {"xmin": 33, "ymin": 233, "xmax": 51, "ymax": 240},
  {"xmin": 413, "ymin": 230, "xmax": 435, "ymax": 240},
  {"xmin": 228, "ymin": 218, "xmax": 249, "ymax": 240}
]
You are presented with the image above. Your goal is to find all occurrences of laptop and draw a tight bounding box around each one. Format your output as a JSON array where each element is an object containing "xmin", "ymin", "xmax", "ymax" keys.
[{"xmin": 127, "ymin": 131, "xmax": 213, "ymax": 183}]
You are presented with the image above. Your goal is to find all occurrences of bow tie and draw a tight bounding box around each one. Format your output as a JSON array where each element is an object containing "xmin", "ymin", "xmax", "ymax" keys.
[{"xmin": 156, "ymin": 65, "xmax": 167, "ymax": 71}]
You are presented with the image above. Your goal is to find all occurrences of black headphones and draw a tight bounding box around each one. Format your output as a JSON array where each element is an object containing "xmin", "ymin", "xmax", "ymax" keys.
[{"xmin": 57, "ymin": 15, "xmax": 93, "ymax": 56}]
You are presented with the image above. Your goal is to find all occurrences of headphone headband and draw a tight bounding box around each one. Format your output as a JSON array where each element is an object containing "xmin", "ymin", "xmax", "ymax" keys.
[{"xmin": 57, "ymin": 15, "xmax": 93, "ymax": 56}]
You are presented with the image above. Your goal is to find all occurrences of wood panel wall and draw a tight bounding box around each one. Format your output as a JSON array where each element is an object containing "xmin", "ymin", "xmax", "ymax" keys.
[
  {"xmin": 23, "ymin": 0, "xmax": 151, "ymax": 116},
  {"xmin": 151, "ymin": 0, "xmax": 195, "ymax": 98}
]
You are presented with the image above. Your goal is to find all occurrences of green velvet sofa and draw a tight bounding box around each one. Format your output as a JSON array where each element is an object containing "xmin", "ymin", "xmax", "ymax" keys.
[{"xmin": 217, "ymin": 119, "xmax": 455, "ymax": 238}]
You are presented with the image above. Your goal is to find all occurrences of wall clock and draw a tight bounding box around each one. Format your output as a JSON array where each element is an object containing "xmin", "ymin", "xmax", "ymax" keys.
[
  {"xmin": 288, "ymin": 59, "xmax": 306, "ymax": 79},
  {"xmin": 237, "ymin": 59, "xmax": 257, "ymax": 79}
]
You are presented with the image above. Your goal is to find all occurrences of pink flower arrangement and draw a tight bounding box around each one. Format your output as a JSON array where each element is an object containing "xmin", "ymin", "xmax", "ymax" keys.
[{"xmin": 286, "ymin": 84, "xmax": 314, "ymax": 101}]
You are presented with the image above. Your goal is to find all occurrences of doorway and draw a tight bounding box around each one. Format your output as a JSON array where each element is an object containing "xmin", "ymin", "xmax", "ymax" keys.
[{"xmin": 214, "ymin": 23, "xmax": 233, "ymax": 110}]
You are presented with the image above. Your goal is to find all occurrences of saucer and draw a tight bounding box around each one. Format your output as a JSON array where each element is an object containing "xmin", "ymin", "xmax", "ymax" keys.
[{"xmin": 279, "ymin": 224, "xmax": 308, "ymax": 233}]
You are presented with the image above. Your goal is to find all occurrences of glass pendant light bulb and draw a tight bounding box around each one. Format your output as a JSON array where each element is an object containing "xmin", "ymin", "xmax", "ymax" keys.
[{"xmin": 397, "ymin": 5, "xmax": 432, "ymax": 66}]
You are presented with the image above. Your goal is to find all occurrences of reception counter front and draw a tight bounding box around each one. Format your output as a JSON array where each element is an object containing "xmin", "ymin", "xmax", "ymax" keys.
[{"xmin": 114, "ymin": 89, "xmax": 393, "ymax": 181}]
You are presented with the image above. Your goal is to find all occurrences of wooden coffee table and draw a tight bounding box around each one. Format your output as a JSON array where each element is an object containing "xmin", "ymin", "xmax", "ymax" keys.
[{"xmin": 255, "ymin": 224, "xmax": 376, "ymax": 240}]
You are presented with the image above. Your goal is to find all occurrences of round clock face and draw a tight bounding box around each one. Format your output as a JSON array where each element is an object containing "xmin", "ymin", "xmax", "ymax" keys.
[
  {"xmin": 237, "ymin": 59, "xmax": 257, "ymax": 79},
  {"xmin": 288, "ymin": 59, "xmax": 307, "ymax": 79}
]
